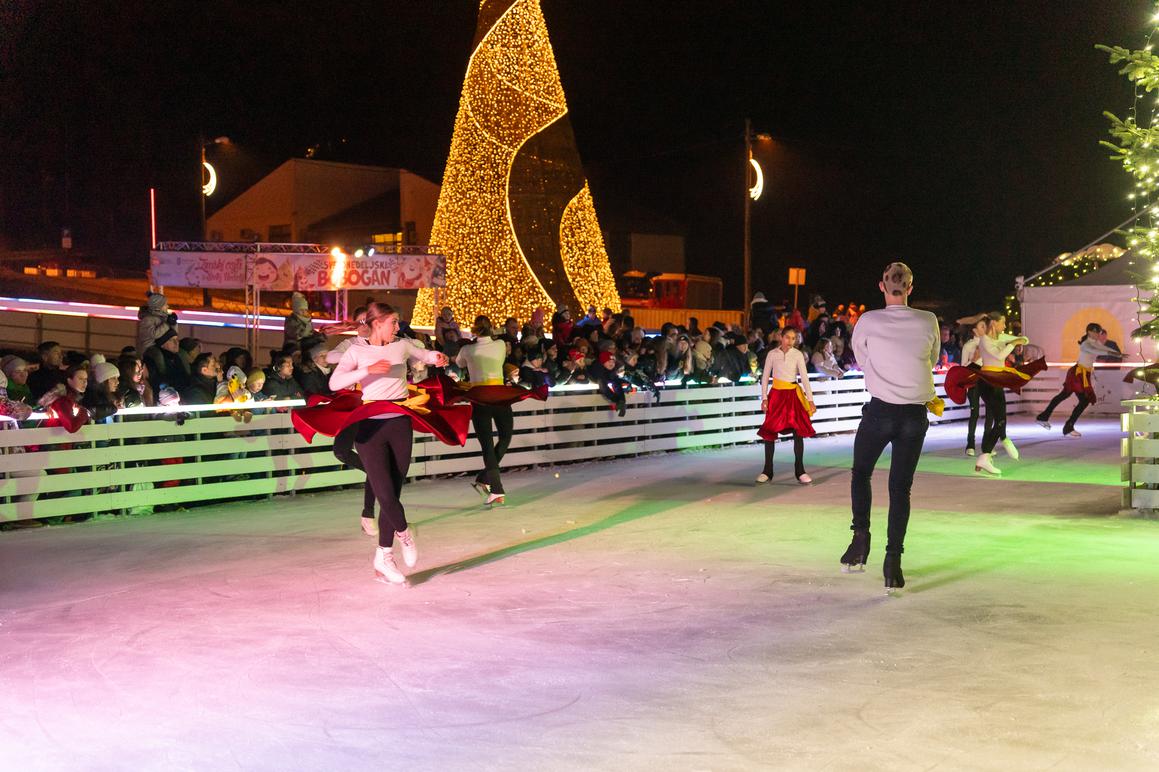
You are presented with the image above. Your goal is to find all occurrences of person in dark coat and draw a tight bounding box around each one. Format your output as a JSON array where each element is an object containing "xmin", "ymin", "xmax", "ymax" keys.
[
  {"xmin": 179, "ymin": 353, "xmax": 221, "ymax": 405},
  {"xmin": 143, "ymin": 330, "xmax": 188, "ymax": 393},
  {"xmin": 262, "ymin": 351, "xmax": 304, "ymax": 400}
]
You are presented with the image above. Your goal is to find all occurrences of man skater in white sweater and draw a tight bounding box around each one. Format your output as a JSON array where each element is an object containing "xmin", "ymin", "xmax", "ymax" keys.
[{"xmin": 841, "ymin": 262, "xmax": 940, "ymax": 589}]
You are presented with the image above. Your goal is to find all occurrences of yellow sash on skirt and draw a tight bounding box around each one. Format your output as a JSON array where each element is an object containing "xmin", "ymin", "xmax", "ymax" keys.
[
  {"xmin": 772, "ymin": 379, "xmax": 817, "ymax": 416},
  {"xmin": 1074, "ymin": 364, "xmax": 1091, "ymax": 389},
  {"xmin": 981, "ymin": 365, "xmax": 1031, "ymax": 381}
]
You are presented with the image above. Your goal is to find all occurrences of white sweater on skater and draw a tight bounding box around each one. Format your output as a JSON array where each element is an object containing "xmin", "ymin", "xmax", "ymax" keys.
[
  {"xmin": 978, "ymin": 333, "xmax": 1027, "ymax": 368},
  {"xmin": 760, "ymin": 347, "xmax": 814, "ymax": 402},
  {"xmin": 851, "ymin": 305, "xmax": 939, "ymax": 405},
  {"xmin": 330, "ymin": 339, "xmax": 443, "ymax": 402}
]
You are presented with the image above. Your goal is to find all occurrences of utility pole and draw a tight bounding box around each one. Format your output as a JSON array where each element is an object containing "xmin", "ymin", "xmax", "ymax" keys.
[{"xmin": 743, "ymin": 118, "xmax": 752, "ymax": 313}]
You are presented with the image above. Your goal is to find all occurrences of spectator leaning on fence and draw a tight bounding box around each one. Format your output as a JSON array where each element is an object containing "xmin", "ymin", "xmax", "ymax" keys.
[
  {"xmin": 180, "ymin": 353, "xmax": 221, "ymax": 405},
  {"xmin": 144, "ymin": 329, "xmax": 186, "ymax": 393},
  {"xmin": 115, "ymin": 355, "xmax": 154, "ymax": 408},
  {"xmin": 28, "ymin": 340, "xmax": 66, "ymax": 401},
  {"xmin": 84, "ymin": 359, "xmax": 122, "ymax": 421},
  {"xmin": 262, "ymin": 351, "xmax": 304, "ymax": 401},
  {"xmin": 1, "ymin": 356, "xmax": 32, "ymax": 404}
]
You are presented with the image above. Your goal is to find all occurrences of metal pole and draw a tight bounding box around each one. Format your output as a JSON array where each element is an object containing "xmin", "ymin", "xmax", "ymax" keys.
[
  {"xmin": 199, "ymin": 139, "xmax": 206, "ymax": 241},
  {"xmin": 743, "ymin": 118, "xmax": 752, "ymax": 316}
]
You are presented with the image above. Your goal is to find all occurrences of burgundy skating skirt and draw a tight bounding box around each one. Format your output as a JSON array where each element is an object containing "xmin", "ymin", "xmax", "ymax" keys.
[
  {"xmin": 757, "ymin": 385, "xmax": 816, "ymax": 441},
  {"xmin": 1062, "ymin": 364, "xmax": 1097, "ymax": 404},
  {"xmin": 943, "ymin": 357, "xmax": 1047, "ymax": 405}
]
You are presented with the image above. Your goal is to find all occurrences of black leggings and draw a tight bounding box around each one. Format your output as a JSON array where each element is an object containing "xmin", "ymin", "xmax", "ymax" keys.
[
  {"xmin": 472, "ymin": 404, "xmax": 514, "ymax": 494},
  {"xmin": 965, "ymin": 372, "xmax": 995, "ymax": 450},
  {"xmin": 978, "ymin": 381, "xmax": 1007, "ymax": 454},
  {"xmin": 354, "ymin": 417, "xmax": 413, "ymax": 548},
  {"xmin": 1037, "ymin": 388, "xmax": 1092, "ymax": 433},
  {"xmin": 762, "ymin": 432, "xmax": 806, "ymax": 478},
  {"xmin": 333, "ymin": 423, "xmax": 377, "ymax": 518}
]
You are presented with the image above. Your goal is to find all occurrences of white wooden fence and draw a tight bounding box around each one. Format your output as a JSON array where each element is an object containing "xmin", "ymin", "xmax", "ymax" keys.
[{"xmin": 0, "ymin": 374, "xmax": 1021, "ymax": 523}]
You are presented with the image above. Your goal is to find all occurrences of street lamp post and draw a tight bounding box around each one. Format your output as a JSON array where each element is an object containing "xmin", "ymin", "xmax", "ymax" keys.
[
  {"xmin": 199, "ymin": 135, "xmax": 229, "ymax": 241},
  {"xmin": 743, "ymin": 120, "xmax": 771, "ymax": 316},
  {"xmin": 744, "ymin": 118, "xmax": 753, "ymax": 313}
]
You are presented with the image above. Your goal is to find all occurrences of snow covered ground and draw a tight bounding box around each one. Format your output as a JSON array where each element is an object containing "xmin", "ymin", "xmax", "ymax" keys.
[{"xmin": 1, "ymin": 417, "xmax": 1154, "ymax": 770}]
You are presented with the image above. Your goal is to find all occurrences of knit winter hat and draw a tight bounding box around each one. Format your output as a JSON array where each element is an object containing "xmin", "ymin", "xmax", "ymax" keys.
[
  {"xmin": 291, "ymin": 292, "xmax": 309, "ymax": 313},
  {"xmin": 92, "ymin": 361, "xmax": 119, "ymax": 384},
  {"xmin": 1, "ymin": 355, "xmax": 29, "ymax": 377},
  {"xmin": 598, "ymin": 351, "xmax": 616, "ymax": 365},
  {"xmin": 147, "ymin": 292, "xmax": 167, "ymax": 312},
  {"xmin": 89, "ymin": 353, "xmax": 106, "ymax": 366}
]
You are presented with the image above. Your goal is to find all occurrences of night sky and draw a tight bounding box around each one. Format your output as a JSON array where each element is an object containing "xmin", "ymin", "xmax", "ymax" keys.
[{"xmin": 0, "ymin": 0, "xmax": 1150, "ymax": 315}]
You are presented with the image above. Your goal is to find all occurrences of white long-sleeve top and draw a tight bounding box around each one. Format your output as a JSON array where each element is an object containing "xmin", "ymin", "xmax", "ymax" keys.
[
  {"xmin": 329, "ymin": 339, "xmax": 442, "ymax": 402},
  {"xmin": 1076, "ymin": 338, "xmax": 1120, "ymax": 368},
  {"xmin": 455, "ymin": 336, "xmax": 506, "ymax": 383},
  {"xmin": 325, "ymin": 335, "xmax": 367, "ymax": 365},
  {"xmin": 978, "ymin": 333, "xmax": 1027, "ymax": 368},
  {"xmin": 761, "ymin": 347, "xmax": 814, "ymax": 402},
  {"xmin": 961, "ymin": 337, "xmax": 982, "ymax": 366},
  {"xmin": 851, "ymin": 305, "xmax": 939, "ymax": 405}
]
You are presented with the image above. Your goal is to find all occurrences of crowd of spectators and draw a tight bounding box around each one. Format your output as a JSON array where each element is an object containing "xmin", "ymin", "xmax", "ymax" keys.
[{"xmin": 3, "ymin": 288, "xmax": 1005, "ymax": 427}]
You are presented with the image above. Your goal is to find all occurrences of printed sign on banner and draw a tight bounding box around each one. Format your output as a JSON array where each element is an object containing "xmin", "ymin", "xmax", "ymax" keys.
[
  {"xmin": 149, "ymin": 251, "xmax": 246, "ymax": 288},
  {"xmin": 297, "ymin": 253, "xmax": 447, "ymax": 291},
  {"xmin": 249, "ymin": 253, "xmax": 298, "ymax": 291}
]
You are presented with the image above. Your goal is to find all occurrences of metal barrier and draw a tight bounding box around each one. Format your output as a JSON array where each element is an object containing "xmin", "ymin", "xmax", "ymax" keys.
[{"xmin": 0, "ymin": 374, "xmax": 1021, "ymax": 523}]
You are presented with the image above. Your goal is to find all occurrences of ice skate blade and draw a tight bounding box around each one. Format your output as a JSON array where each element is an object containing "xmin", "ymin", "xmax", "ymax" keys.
[{"xmin": 841, "ymin": 564, "xmax": 866, "ymax": 573}]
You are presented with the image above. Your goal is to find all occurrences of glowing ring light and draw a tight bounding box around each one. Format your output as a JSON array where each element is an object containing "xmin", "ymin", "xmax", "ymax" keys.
[
  {"xmin": 748, "ymin": 157, "xmax": 764, "ymax": 201},
  {"xmin": 202, "ymin": 161, "xmax": 217, "ymax": 196}
]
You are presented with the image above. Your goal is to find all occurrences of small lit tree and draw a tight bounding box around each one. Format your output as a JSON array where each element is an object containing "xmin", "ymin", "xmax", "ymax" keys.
[{"xmin": 1098, "ymin": 5, "xmax": 1159, "ymax": 344}]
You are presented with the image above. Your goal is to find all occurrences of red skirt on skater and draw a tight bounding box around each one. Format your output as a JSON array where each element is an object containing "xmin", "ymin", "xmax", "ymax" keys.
[
  {"xmin": 943, "ymin": 357, "xmax": 1047, "ymax": 405},
  {"xmin": 291, "ymin": 376, "xmax": 472, "ymax": 446},
  {"xmin": 1061, "ymin": 364, "xmax": 1097, "ymax": 404},
  {"xmin": 757, "ymin": 380, "xmax": 816, "ymax": 441}
]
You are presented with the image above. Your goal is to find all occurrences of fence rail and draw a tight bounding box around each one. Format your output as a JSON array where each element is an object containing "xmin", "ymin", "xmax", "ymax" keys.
[{"xmin": 0, "ymin": 374, "xmax": 1022, "ymax": 524}]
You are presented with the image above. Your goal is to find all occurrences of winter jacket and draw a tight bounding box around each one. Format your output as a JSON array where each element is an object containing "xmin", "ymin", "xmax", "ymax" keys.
[
  {"xmin": 261, "ymin": 372, "xmax": 304, "ymax": 401},
  {"xmin": 136, "ymin": 307, "xmax": 176, "ymax": 355},
  {"xmin": 179, "ymin": 373, "xmax": 219, "ymax": 406}
]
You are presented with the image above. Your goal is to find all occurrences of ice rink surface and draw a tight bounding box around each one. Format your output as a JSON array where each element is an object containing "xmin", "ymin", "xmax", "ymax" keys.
[{"xmin": 2, "ymin": 417, "xmax": 1156, "ymax": 771}]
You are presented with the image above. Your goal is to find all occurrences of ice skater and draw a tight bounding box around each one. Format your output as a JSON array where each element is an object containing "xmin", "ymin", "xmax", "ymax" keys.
[
  {"xmin": 456, "ymin": 315, "xmax": 514, "ymax": 507},
  {"xmin": 841, "ymin": 262, "xmax": 940, "ymax": 589},
  {"xmin": 943, "ymin": 313, "xmax": 1046, "ymax": 476},
  {"xmin": 756, "ymin": 326, "xmax": 816, "ymax": 485},
  {"xmin": 293, "ymin": 302, "xmax": 471, "ymax": 585},
  {"xmin": 1036, "ymin": 323, "xmax": 1120, "ymax": 437},
  {"xmin": 956, "ymin": 314, "xmax": 992, "ymax": 457}
]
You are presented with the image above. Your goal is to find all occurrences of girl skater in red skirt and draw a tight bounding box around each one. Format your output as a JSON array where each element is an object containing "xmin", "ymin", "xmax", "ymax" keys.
[
  {"xmin": 756, "ymin": 326, "xmax": 816, "ymax": 484},
  {"xmin": 1036, "ymin": 323, "xmax": 1120, "ymax": 437}
]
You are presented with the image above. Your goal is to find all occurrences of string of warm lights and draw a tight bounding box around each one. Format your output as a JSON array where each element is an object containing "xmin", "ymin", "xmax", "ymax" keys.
[
  {"xmin": 1098, "ymin": 5, "xmax": 1159, "ymax": 352},
  {"xmin": 414, "ymin": 0, "xmax": 621, "ymax": 327}
]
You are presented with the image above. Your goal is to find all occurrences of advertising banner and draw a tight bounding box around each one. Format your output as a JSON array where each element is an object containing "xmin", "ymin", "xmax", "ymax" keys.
[
  {"xmin": 149, "ymin": 251, "xmax": 246, "ymax": 289},
  {"xmin": 151, "ymin": 250, "xmax": 446, "ymax": 291}
]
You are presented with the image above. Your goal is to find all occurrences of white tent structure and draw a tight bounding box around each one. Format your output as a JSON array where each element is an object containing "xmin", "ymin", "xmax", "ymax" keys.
[{"xmin": 1020, "ymin": 245, "xmax": 1153, "ymax": 410}]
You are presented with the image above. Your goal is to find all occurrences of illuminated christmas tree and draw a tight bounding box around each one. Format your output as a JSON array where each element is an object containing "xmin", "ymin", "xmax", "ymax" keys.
[
  {"xmin": 1098, "ymin": 4, "xmax": 1159, "ymax": 343},
  {"xmin": 413, "ymin": 0, "xmax": 621, "ymax": 328}
]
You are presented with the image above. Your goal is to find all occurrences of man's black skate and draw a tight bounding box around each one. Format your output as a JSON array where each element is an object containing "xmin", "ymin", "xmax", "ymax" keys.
[
  {"xmin": 883, "ymin": 552, "xmax": 905, "ymax": 589},
  {"xmin": 840, "ymin": 529, "xmax": 870, "ymax": 573}
]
